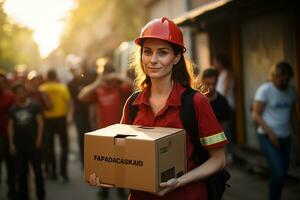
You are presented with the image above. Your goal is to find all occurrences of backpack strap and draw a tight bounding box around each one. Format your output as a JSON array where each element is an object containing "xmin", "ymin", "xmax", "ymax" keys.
[
  {"xmin": 128, "ymin": 91, "xmax": 141, "ymax": 123},
  {"xmin": 180, "ymin": 88, "xmax": 209, "ymax": 164}
]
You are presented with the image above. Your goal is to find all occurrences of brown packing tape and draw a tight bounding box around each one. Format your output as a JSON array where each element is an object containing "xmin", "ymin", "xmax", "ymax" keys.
[
  {"xmin": 114, "ymin": 137, "xmax": 126, "ymax": 188},
  {"xmin": 113, "ymin": 135, "xmax": 138, "ymax": 188}
]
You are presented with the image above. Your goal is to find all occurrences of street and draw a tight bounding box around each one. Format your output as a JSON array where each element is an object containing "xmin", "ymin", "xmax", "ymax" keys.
[{"xmin": 1, "ymin": 123, "xmax": 300, "ymax": 200}]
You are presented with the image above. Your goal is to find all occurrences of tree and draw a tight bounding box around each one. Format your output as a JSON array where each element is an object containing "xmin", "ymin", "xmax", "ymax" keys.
[
  {"xmin": 60, "ymin": 0, "xmax": 144, "ymax": 63},
  {"xmin": 0, "ymin": 0, "xmax": 41, "ymax": 72}
]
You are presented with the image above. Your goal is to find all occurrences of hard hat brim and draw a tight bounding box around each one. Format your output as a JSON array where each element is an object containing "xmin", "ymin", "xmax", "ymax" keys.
[{"xmin": 134, "ymin": 37, "xmax": 186, "ymax": 53}]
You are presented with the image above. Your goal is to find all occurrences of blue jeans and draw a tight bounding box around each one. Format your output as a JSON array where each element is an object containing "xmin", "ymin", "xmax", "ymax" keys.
[{"xmin": 257, "ymin": 134, "xmax": 291, "ymax": 200}]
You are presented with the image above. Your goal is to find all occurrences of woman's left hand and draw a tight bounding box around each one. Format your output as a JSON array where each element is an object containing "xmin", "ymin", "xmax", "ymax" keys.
[{"xmin": 156, "ymin": 178, "xmax": 179, "ymax": 197}]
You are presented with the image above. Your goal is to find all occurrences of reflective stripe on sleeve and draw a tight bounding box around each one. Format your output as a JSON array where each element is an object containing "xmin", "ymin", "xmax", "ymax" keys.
[{"xmin": 199, "ymin": 132, "xmax": 227, "ymax": 146}]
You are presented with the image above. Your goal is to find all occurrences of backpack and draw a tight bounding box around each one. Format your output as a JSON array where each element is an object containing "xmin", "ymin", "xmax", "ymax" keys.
[{"xmin": 128, "ymin": 88, "xmax": 230, "ymax": 200}]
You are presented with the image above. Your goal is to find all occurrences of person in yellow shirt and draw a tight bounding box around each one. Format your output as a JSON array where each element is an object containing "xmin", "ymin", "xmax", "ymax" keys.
[{"xmin": 39, "ymin": 70, "xmax": 72, "ymax": 182}]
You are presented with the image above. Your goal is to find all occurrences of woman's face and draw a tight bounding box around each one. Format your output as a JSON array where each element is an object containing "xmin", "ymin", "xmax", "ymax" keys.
[
  {"xmin": 141, "ymin": 39, "xmax": 180, "ymax": 81},
  {"xmin": 273, "ymin": 74, "xmax": 290, "ymax": 91}
]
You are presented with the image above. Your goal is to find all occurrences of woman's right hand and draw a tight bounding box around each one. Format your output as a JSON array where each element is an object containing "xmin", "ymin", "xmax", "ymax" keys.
[
  {"xmin": 267, "ymin": 131, "xmax": 279, "ymax": 148},
  {"xmin": 89, "ymin": 173, "xmax": 114, "ymax": 188}
]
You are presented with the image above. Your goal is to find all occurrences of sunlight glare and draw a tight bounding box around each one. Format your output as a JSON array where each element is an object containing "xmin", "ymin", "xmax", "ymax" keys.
[{"xmin": 4, "ymin": 0, "xmax": 75, "ymax": 58}]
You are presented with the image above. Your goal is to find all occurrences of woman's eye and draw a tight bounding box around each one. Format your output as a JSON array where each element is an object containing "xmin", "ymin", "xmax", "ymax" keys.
[
  {"xmin": 158, "ymin": 51, "xmax": 168, "ymax": 56},
  {"xmin": 143, "ymin": 49, "xmax": 152, "ymax": 55}
]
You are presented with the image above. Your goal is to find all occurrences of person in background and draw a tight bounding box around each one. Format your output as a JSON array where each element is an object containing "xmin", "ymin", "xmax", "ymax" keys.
[
  {"xmin": 89, "ymin": 17, "xmax": 227, "ymax": 200},
  {"xmin": 0, "ymin": 70, "xmax": 17, "ymax": 200},
  {"xmin": 39, "ymin": 70, "xmax": 72, "ymax": 182},
  {"xmin": 200, "ymin": 68, "xmax": 233, "ymax": 163},
  {"xmin": 78, "ymin": 62, "xmax": 133, "ymax": 130},
  {"xmin": 68, "ymin": 60, "xmax": 95, "ymax": 167},
  {"xmin": 8, "ymin": 83, "xmax": 45, "ymax": 200},
  {"xmin": 26, "ymin": 71, "xmax": 52, "ymax": 176},
  {"xmin": 26, "ymin": 70, "xmax": 52, "ymax": 111},
  {"xmin": 79, "ymin": 62, "xmax": 133, "ymax": 199},
  {"xmin": 213, "ymin": 53, "xmax": 235, "ymax": 110},
  {"xmin": 252, "ymin": 62, "xmax": 297, "ymax": 200},
  {"xmin": 213, "ymin": 53, "xmax": 236, "ymax": 152}
]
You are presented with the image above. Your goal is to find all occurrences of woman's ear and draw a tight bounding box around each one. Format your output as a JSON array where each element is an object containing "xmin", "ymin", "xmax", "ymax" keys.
[{"xmin": 174, "ymin": 54, "xmax": 181, "ymax": 65}]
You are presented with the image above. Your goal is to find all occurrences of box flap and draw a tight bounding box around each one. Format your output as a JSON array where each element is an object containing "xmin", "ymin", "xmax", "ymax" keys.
[{"xmin": 85, "ymin": 124, "xmax": 184, "ymax": 141}]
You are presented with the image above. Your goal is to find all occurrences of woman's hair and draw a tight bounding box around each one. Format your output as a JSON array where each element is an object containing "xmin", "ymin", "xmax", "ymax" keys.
[
  {"xmin": 130, "ymin": 40, "xmax": 197, "ymax": 90},
  {"xmin": 268, "ymin": 61, "xmax": 294, "ymax": 81}
]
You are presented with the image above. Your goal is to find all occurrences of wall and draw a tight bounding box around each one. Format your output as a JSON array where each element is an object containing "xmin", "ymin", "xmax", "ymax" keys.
[
  {"xmin": 147, "ymin": 0, "xmax": 186, "ymax": 20},
  {"xmin": 189, "ymin": 0, "xmax": 218, "ymax": 9},
  {"xmin": 195, "ymin": 32, "xmax": 211, "ymax": 71},
  {"xmin": 241, "ymin": 12, "xmax": 296, "ymax": 148}
]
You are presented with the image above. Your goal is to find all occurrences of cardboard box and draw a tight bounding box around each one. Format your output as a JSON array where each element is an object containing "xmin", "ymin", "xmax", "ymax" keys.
[{"xmin": 84, "ymin": 124, "xmax": 186, "ymax": 193}]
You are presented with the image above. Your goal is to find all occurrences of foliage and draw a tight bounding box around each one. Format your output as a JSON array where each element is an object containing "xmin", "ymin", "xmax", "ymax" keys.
[
  {"xmin": 60, "ymin": 0, "xmax": 144, "ymax": 61},
  {"xmin": 0, "ymin": 1, "xmax": 41, "ymax": 72}
]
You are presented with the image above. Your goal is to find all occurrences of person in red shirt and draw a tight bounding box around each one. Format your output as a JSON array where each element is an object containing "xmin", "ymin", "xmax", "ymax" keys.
[
  {"xmin": 79, "ymin": 62, "xmax": 133, "ymax": 198},
  {"xmin": 0, "ymin": 70, "xmax": 17, "ymax": 200},
  {"xmin": 89, "ymin": 17, "xmax": 228, "ymax": 200},
  {"xmin": 79, "ymin": 62, "xmax": 133, "ymax": 129}
]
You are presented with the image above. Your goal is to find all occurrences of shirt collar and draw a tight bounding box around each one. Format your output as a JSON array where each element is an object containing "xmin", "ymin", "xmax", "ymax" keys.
[{"xmin": 133, "ymin": 82, "xmax": 185, "ymax": 107}]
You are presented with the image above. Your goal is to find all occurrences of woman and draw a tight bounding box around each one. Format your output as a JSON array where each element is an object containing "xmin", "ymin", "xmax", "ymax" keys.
[
  {"xmin": 213, "ymin": 53, "xmax": 235, "ymax": 162},
  {"xmin": 252, "ymin": 62, "xmax": 297, "ymax": 200},
  {"xmin": 213, "ymin": 53, "xmax": 235, "ymax": 110},
  {"xmin": 89, "ymin": 17, "xmax": 228, "ymax": 199}
]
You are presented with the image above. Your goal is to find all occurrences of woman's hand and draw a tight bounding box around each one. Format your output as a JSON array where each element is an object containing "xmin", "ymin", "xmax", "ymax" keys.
[
  {"xmin": 267, "ymin": 130, "xmax": 279, "ymax": 148},
  {"xmin": 156, "ymin": 178, "xmax": 179, "ymax": 197},
  {"xmin": 89, "ymin": 173, "xmax": 114, "ymax": 188}
]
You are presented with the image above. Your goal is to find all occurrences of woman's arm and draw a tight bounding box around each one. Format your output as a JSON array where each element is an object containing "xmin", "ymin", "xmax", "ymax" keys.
[
  {"xmin": 78, "ymin": 75, "xmax": 102, "ymax": 102},
  {"xmin": 105, "ymin": 72, "xmax": 134, "ymax": 86},
  {"xmin": 157, "ymin": 147, "xmax": 226, "ymax": 196},
  {"xmin": 252, "ymin": 101, "xmax": 279, "ymax": 147}
]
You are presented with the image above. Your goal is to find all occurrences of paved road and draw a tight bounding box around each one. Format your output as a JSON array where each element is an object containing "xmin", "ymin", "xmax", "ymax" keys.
[
  {"xmin": 223, "ymin": 163, "xmax": 300, "ymax": 200},
  {"xmin": 0, "ymin": 124, "xmax": 128, "ymax": 200},
  {"xmin": 1, "ymin": 123, "xmax": 300, "ymax": 200},
  {"xmin": 45, "ymin": 124, "xmax": 129, "ymax": 200}
]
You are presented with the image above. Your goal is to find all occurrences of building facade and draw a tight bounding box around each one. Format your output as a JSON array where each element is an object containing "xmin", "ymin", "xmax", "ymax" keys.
[{"xmin": 143, "ymin": 0, "xmax": 300, "ymax": 170}]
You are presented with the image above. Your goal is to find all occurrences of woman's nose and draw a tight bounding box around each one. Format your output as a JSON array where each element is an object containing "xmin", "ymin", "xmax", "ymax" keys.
[{"xmin": 150, "ymin": 52, "xmax": 158, "ymax": 64}]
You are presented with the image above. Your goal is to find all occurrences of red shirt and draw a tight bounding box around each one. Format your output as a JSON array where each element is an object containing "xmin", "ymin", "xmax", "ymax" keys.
[
  {"xmin": 121, "ymin": 83, "xmax": 228, "ymax": 200},
  {"xmin": 93, "ymin": 82, "xmax": 131, "ymax": 128},
  {"xmin": 0, "ymin": 90, "xmax": 15, "ymax": 137}
]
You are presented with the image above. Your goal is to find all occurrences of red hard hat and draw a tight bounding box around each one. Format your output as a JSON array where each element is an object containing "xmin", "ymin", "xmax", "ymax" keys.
[{"xmin": 135, "ymin": 17, "xmax": 186, "ymax": 52}]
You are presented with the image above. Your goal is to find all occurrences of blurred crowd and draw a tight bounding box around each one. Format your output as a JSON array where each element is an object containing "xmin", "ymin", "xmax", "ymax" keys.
[
  {"xmin": 0, "ymin": 58, "xmax": 134, "ymax": 200},
  {"xmin": 0, "ymin": 51, "xmax": 297, "ymax": 200}
]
